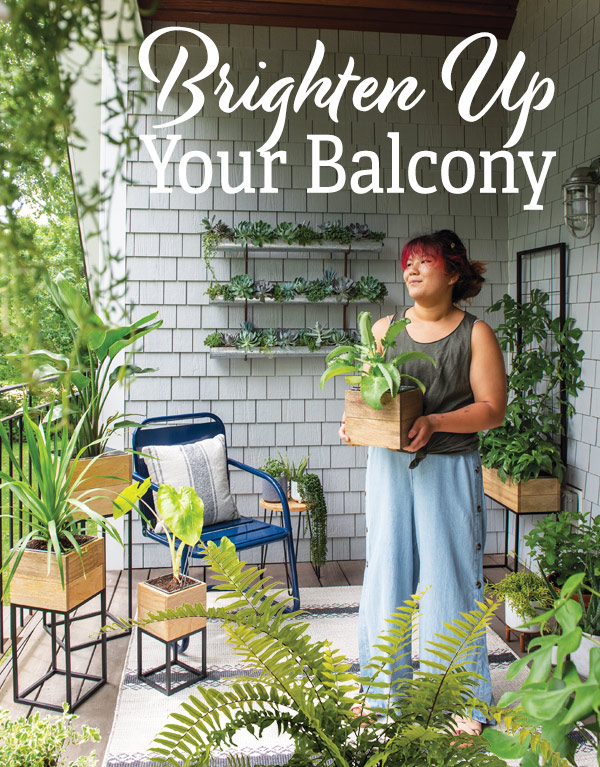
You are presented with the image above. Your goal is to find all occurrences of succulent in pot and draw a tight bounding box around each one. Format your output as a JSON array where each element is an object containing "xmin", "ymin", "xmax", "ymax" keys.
[
  {"xmin": 278, "ymin": 281, "xmax": 297, "ymax": 301},
  {"xmin": 277, "ymin": 452, "xmax": 309, "ymax": 501},
  {"xmin": 354, "ymin": 274, "xmax": 388, "ymax": 302},
  {"xmin": 235, "ymin": 321, "xmax": 261, "ymax": 352},
  {"xmin": 320, "ymin": 311, "xmax": 434, "ymax": 450},
  {"xmin": 259, "ymin": 457, "xmax": 287, "ymax": 502}
]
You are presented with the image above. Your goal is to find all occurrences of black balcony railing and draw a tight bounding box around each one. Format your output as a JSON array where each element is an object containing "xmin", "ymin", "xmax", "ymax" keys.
[{"xmin": 0, "ymin": 380, "xmax": 58, "ymax": 652}]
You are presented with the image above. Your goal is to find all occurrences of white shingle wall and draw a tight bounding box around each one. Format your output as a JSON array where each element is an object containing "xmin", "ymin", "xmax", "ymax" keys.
[
  {"xmin": 505, "ymin": 0, "xmax": 600, "ymax": 560},
  {"xmin": 125, "ymin": 23, "xmax": 519, "ymax": 566}
]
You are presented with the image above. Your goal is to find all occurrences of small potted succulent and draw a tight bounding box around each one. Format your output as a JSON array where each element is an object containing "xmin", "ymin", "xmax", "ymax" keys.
[
  {"xmin": 137, "ymin": 484, "xmax": 207, "ymax": 643},
  {"xmin": 259, "ymin": 457, "xmax": 287, "ymax": 502},
  {"xmin": 320, "ymin": 311, "xmax": 434, "ymax": 450},
  {"xmin": 277, "ymin": 452, "xmax": 309, "ymax": 502},
  {"xmin": 487, "ymin": 569, "xmax": 554, "ymax": 634}
]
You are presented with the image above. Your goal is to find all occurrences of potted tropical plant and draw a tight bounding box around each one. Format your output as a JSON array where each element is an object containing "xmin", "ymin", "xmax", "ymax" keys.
[
  {"xmin": 136, "ymin": 484, "xmax": 207, "ymax": 643},
  {"xmin": 0, "ymin": 405, "xmax": 148, "ymax": 612},
  {"xmin": 320, "ymin": 311, "xmax": 434, "ymax": 450},
  {"xmin": 6, "ymin": 271, "xmax": 162, "ymax": 516},
  {"xmin": 259, "ymin": 457, "xmax": 287, "ymax": 502},
  {"xmin": 487, "ymin": 569, "xmax": 554, "ymax": 635},
  {"xmin": 479, "ymin": 290, "xmax": 584, "ymax": 513},
  {"xmin": 277, "ymin": 452, "xmax": 309, "ymax": 502}
]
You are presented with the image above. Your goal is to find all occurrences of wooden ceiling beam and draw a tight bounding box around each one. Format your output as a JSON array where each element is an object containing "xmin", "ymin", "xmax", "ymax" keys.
[{"xmin": 138, "ymin": 0, "xmax": 519, "ymax": 39}]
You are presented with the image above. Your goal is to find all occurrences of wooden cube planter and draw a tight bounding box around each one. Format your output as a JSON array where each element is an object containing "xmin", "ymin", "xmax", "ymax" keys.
[
  {"xmin": 10, "ymin": 537, "xmax": 105, "ymax": 612},
  {"xmin": 345, "ymin": 387, "xmax": 423, "ymax": 451},
  {"xmin": 137, "ymin": 578, "xmax": 207, "ymax": 642},
  {"xmin": 69, "ymin": 451, "xmax": 132, "ymax": 517},
  {"xmin": 482, "ymin": 466, "xmax": 561, "ymax": 514}
]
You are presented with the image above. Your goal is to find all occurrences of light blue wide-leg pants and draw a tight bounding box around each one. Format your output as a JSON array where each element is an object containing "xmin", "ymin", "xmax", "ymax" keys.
[{"xmin": 358, "ymin": 447, "xmax": 492, "ymax": 722}]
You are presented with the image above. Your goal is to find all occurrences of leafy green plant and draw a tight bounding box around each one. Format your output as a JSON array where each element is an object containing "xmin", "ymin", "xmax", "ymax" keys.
[
  {"xmin": 259, "ymin": 457, "xmax": 286, "ymax": 478},
  {"xmin": 320, "ymin": 311, "xmax": 435, "ymax": 410},
  {"xmin": 149, "ymin": 485, "xmax": 204, "ymax": 585},
  {"xmin": 277, "ymin": 452, "xmax": 309, "ymax": 483},
  {"xmin": 204, "ymin": 331, "xmax": 224, "ymax": 348},
  {"xmin": 6, "ymin": 272, "xmax": 162, "ymax": 458},
  {"xmin": 306, "ymin": 281, "xmax": 328, "ymax": 302},
  {"xmin": 479, "ymin": 290, "xmax": 584, "ymax": 483},
  {"xmin": 200, "ymin": 217, "xmax": 233, "ymax": 279},
  {"xmin": 0, "ymin": 703, "xmax": 100, "ymax": 767},
  {"xmin": 118, "ymin": 542, "xmax": 550, "ymax": 767},
  {"xmin": 294, "ymin": 220, "xmax": 323, "ymax": 245},
  {"xmin": 297, "ymin": 472, "xmax": 327, "ymax": 568},
  {"xmin": 484, "ymin": 573, "xmax": 600, "ymax": 766},
  {"xmin": 0, "ymin": 403, "xmax": 149, "ymax": 593},
  {"xmin": 205, "ymin": 283, "xmax": 224, "ymax": 300},
  {"xmin": 487, "ymin": 570, "xmax": 554, "ymax": 621},
  {"xmin": 230, "ymin": 274, "xmax": 255, "ymax": 299},
  {"xmin": 320, "ymin": 220, "xmax": 352, "ymax": 244},
  {"xmin": 354, "ymin": 275, "xmax": 388, "ymax": 302},
  {"xmin": 523, "ymin": 510, "xmax": 590, "ymax": 588}
]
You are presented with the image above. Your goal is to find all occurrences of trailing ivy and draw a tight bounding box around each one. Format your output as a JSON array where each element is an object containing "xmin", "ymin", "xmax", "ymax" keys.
[{"xmin": 297, "ymin": 472, "xmax": 328, "ymax": 569}]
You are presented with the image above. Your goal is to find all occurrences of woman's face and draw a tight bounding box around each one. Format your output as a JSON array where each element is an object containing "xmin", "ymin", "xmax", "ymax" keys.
[{"xmin": 403, "ymin": 249, "xmax": 456, "ymax": 302}]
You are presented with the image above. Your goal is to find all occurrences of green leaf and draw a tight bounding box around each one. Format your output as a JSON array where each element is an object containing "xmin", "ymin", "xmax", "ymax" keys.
[
  {"xmin": 319, "ymin": 364, "xmax": 359, "ymax": 388},
  {"xmin": 381, "ymin": 317, "xmax": 410, "ymax": 347},
  {"xmin": 360, "ymin": 375, "xmax": 390, "ymax": 409},
  {"xmin": 483, "ymin": 728, "xmax": 531, "ymax": 758},
  {"xmin": 156, "ymin": 485, "xmax": 205, "ymax": 546}
]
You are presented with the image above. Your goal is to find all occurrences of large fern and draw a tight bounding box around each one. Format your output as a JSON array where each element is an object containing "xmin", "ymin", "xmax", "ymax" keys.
[{"xmin": 119, "ymin": 541, "xmax": 572, "ymax": 767}]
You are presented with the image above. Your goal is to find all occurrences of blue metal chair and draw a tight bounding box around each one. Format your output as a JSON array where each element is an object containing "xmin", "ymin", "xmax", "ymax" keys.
[{"xmin": 131, "ymin": 413, "xmax": 301, "ymax": 636}]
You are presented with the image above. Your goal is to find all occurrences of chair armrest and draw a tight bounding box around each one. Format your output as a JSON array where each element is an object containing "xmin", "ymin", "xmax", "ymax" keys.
[
  {"xmin": 227, "ymin": 457, "xmax": 294, "ymax": 531},
  {"xmin": 132, "ymin": 470, "xmax": 159, "ymax": 492}
]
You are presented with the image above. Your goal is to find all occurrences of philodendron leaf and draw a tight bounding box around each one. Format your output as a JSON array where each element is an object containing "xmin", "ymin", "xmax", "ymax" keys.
[
  {"xmin": 360, "ymin": 375, "xmax": 390, "ymax": 410},
  {"xmin": 157, "ymin": 484, "xmax": 204, "ymax": 546},
  {"xmin": 483, "ymin": 729, "xmax": 531, "ymax": 759}
]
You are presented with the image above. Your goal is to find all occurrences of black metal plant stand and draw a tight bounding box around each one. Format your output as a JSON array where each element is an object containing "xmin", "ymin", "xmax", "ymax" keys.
[
  {"xmin": 137, "ymin": 625, "xmax": 207, "ymax": 696},
  {"xmin": 11, "ymin": 590, "xmax": 107, "ymax": 712}
]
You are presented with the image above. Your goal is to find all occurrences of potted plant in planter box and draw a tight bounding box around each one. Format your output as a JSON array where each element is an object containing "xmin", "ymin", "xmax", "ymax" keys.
[
  {"xmin": 259, "ymin": 457, "xmax": 287, "ymax": 502},
  {"xmin": 479, "ymin": 290, "xmax": 584, "ymax": 513},
  {"xmin": 277, "ymin": 452, "xmax": 309, "ymax": 501},
  {"xmin": 320, "ymin": 311, "xmax": 434, "ymax": 450},
  {"xmin": 136, "ymin": 484, "xmax": 207, "ymax": 643},
  {"xmin": 487, "ymin": 569, "xmax": 554, "ymax": 635},
  {"xmin": 0, "ymin": 405, "xmax": 148, "ymax": 611},
  {"xmin": 6, "ymin": 271, "xmax": 162, "ymax": 516}
]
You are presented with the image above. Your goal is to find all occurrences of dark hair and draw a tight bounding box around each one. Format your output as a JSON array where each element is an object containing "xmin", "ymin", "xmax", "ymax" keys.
[{"xmin": 400, "ymin": 229, "xmax": 485, "ymax": 303}]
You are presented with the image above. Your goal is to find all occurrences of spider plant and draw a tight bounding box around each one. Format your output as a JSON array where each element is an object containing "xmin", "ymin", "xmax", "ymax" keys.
[
  {"xmin": 320, "ymin": 311, "xmax": 435, "ymax": 409},
  {"xmin": 0, "ymin": 403, "xmax": 149, "ymax": 593}
]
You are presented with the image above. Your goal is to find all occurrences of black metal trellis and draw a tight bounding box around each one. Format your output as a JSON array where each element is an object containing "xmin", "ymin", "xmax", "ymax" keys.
[{"xmin": 486, "ymin": 242, "xmax": 568, "ymax": 572}]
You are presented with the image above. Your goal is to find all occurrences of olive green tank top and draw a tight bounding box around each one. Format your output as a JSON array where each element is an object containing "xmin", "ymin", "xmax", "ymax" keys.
[{"xmin": 391, "ymin": 310, "xmax": 480, "ymax": 457}]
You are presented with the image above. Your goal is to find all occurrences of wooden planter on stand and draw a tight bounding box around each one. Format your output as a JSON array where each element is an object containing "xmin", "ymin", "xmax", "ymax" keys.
[
  {"xmin": 482, "ymin": 466, "xmax": 561, "ymax": 514},
  {"xmin": 137, "ymin": 577, "xmax": 208, "ymax": 695},
  {"xmin": 345, "ymin": 387, "xmax": 422, "ymax": 451},
  {"xmin": 69, "ymin": 451, "xmax": 132, "ymax": 517},
  {"xmin": 10, "ymin": 537, "xmax": 106, "ymax": 612}
]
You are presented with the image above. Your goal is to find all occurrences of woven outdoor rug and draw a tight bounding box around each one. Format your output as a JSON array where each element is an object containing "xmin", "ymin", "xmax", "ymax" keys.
[{"xmin": 103, "ymin": 586, "xmax": 597, "ymax": 767}]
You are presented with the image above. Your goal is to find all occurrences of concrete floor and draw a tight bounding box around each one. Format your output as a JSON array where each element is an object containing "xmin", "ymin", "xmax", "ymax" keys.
[{"xmin": 0, "ymin": 555, "xmax": 523, "ymax": 764}]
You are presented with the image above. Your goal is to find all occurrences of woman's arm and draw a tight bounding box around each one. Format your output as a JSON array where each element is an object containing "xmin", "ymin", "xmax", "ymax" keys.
[{"xmin": 404, "ymin": 320, "xmax": 507, "ymax": 453}]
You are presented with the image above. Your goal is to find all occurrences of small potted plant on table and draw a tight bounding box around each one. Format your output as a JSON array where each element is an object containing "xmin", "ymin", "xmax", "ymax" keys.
[
  {"xmin": 259, "ymin": 457, "xmax": 288, "ymax": 502},
  {"xmin": 277, "ymin": 452, "xmax": 309, "ymax": 502},
  {"xmin": 320, "ymin": 311, "xmax": 434, "ymax": 450},
  {"xmin": 479, "ymin": 290, "xmax": 584, "ymax": 513}
]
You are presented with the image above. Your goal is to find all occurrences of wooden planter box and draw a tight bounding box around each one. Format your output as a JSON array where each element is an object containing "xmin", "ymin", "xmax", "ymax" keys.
[
  {"xmin": 10, "ymin": 537, "xmax": 105, "ymax": 612},
  {"xmin": 482, "ymin": 466, "xmax": 561, "ymax": 514},
  {"xmin": 69, "ymin": 451, "xmax": 132, "ymax": 517},
  {"xmin": 345, "ymin": 387, "xmax": 423, "ymax": 451},
  {"xmin": 137, "ymin": 578, "xmax": 207, "ymax": 642}
]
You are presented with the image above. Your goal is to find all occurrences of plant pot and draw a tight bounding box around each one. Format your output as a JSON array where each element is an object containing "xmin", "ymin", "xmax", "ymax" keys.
[
  {"xmin": 9, "ymin": 537, "xmax": 105, "ymax": 612},
  {"xmin": 290, "ymin": 479, "xmax": 302, "ymax": 502},
  {"xmin": 69, "ymin": 450, "xmax": 132, "ymax": 517},
  {"xmin": 504, "ymin": 598, "xmax": 543, "ymax": 633},
  {"xmin": 571, "ymin": 632, "xmax": 600, "ymax": 678},
  {"xmin": 345, "ymin": 387, "xmax": 422, "ymax": 451},
  {"xmin": 482, "ymin": 466, "xmax": 561, "ymax": 514},
  {"xmin": 262, "ymin": 474, "xmax": 287, "ymax": 503},
  {"xmin": 137, "ymin": 576, "xmax": 207, "ymax": 642}
]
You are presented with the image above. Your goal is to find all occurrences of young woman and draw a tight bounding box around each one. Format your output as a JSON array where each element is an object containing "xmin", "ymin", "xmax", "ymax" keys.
[{"xmin": 338, "ymin": 229, "xmax": 506, "ymax": 734}]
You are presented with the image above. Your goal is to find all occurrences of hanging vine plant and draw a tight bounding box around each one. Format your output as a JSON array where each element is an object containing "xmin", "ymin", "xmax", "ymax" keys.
[{"xmin": 297, "ymin": 473, "xmax": 328, "ymax": 569}]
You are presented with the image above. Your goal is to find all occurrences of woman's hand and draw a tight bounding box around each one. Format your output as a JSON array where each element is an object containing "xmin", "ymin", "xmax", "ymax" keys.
[
  {"xmin": 339, "ymin": 412, "xmax": 350, "ymax": 443},
  {"xmin": 404, "ymin": 415, "xmax": 435, "ymax": 452}
]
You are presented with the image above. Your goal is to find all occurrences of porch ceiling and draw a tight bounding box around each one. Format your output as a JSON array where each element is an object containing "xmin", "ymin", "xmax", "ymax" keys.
[{"xmin": 137, "ymin": 0, "xmax": 520, "ymax": 39}]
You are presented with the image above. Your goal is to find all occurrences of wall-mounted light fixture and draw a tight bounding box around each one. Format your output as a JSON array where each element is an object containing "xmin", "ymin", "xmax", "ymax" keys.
[{"xmin": 562, "ymin": 159, "xmax": 600, "ymax": 239}]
